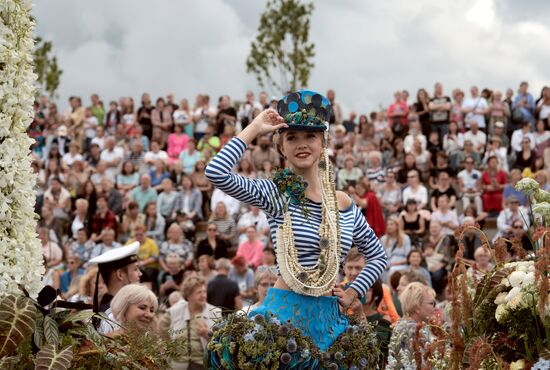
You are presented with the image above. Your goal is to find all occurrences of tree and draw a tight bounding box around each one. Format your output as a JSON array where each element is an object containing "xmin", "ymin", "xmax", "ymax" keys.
[
  {"xmin": 33, "ymin": 36, "xmax": 62, "ymax": 99},
  {"xmin": 246, "ymin": 0, "xmax": 315, "ymax": 95}
]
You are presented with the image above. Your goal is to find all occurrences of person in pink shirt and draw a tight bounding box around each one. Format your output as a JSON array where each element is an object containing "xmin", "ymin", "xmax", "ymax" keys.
[
  {"xmin": 236, "ymin": 225, "xmax": 265, "ymax": 269},
  {"xmin": 167, "ymin": 122, "xmax": 189, "ymax": 165},
  {"xmin": 388, "ymin": 90, "xmax": 410, "ymax": 133}
]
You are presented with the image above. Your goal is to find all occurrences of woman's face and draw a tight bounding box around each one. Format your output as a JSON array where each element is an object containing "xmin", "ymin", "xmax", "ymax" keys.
[
  {"xmin": 430, "ymin": 222, "xmax": 442, "ymax": 236},
  {"xmin": 396, "ymin": 276, "xmax": 409, "ymax": 297},
  {"xmin": 146, "ymin": 203, "xmax": 157, "ymax": 216},
  {"xmin": 168, "ymin": 226, "xmax": 181, "ymax": 241},
  {"xmin": 409, "ymin": 252, "xmax": 422, "ymax": 267},
  {"xmin": 124, "ymin": 300, "xmax": 156, "ymax": 330},
  {"xmin": 386, "ymin": 220, "xmax": 397, "ymax": 234},
  {"xmin": 124, "ymin": 162, "xmax": 134, "ymax": 174},
  {"xmin": 449, "ymin": 122, "xmax": 458, "ymax": 133},
  {"xmin": 182, "ymin": 176, "xmax": 192, "ymax": 189},
  {"xmin": 280, "ymin": 130, "xmax": 323, "ymax": 171},
  {"xmin": 215, "ymin": 203, "xmax": 226, "ymax": 217},
  {"xmin": 188, "ymin": 284, "xmax": 207, "ymax": 306},
  {"xmin": 257, "ymin": 275, "xmax": 277, "ymax": 302},
  {"xmin": 415, "ymin": 292, "xmax": 436, "ymax": 322},
  {"xmin": 240, "ymin": 159, "xmax": 250, "ymax": 171},
  {"xmin": 405, "ymin": 154, "xmax": 415, "ymax": 167},
  {"xmin": 536, "ymin": 121, "xmax": 545, "ymax": 133},
  {"xmin": 344, "ymin": 158, "xmax": 354, "ymax": 169},
  {"xmin": 198, "ymin": 257, "xmax": 209, "ymax": 271},
  {"xmin": 475, "ymin": 251, "xmax": 490, "ymax": 266}
]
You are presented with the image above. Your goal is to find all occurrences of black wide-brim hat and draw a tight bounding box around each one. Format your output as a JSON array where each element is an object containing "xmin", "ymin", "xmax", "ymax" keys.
[{"xmin": 277, "ymin": 90, "xmax": 331, "ymax": 132}]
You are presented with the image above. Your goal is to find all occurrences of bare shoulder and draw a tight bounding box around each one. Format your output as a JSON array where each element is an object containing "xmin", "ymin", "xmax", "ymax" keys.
[{"xmin": 335, "ymin": 191, "xmax": 353, "ymax": 211}]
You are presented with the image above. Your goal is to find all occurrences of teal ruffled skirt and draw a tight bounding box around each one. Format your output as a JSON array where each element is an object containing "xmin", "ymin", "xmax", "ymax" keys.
[{"xmin": 250, "ymin": 288, "xmax": 348, "ymax": 352}]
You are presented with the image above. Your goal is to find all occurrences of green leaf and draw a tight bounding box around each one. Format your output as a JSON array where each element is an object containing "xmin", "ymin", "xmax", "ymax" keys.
[
  {"xmin": 43, "ymin": 316, "xmax": 59, "ymax": 345},
  {"xmin": 60, "ymin": 310, "xmax": 94, "ymax": 325},
  {"xmin": 35, "ymin": 344, "xmax": 73, "ymax": 370},
  {"xmin": 0, "ymin": 355, "xmax": 20, "ymax": 369},
  {"xmin": 0, "ymin": 294, "xmax": 37, "ymax": 357},
  {"xmin": 34, "ymin": 314, "xmax": 45, "ymax": 349}
]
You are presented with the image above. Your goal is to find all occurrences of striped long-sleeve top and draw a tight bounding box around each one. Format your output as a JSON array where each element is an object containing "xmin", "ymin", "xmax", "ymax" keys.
[{"xmin": 205, "ymin": 137, "xmax": 387, "ymax": 297}]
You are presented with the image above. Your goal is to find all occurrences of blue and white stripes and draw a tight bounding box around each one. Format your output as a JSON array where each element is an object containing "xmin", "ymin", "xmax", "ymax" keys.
[{"xmin": 205, "ymin": 137, "xmax": 387, "ymax": 297}]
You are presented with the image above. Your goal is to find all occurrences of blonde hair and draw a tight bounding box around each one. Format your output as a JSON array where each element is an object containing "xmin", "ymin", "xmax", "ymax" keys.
[
  {"xmin": 181, "ymin": 275, "xmax": 206, "ymax": 300},
  {"xmin": 384, "ymin": 216, "xmax": 404, "ymax": 249},
  {"xmin": 400, "ymin": 282, "xmax": 435, "ymax": 316},
  {"xmin": 111, "ymin": 284, "xmax": 158, "ymax": 324}
]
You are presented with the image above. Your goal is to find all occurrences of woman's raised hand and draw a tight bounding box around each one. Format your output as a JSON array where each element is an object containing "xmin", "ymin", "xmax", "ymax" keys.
[{"xmin": 238, "ymin": 109, "xmax": 287, "ymax": 144}]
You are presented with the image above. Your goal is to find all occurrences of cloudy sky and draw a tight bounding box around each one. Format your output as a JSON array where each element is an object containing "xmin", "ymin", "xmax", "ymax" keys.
[{"xmin": 33, "ymin": 0, "xmax": 549, "ymax": 114}]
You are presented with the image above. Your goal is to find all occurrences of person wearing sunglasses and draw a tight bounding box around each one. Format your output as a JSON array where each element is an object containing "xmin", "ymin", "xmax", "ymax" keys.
[
  {"xmin": 387, "ymin": 282, "xmax": 437, "ymax": 369},
  {"xmin": 242, "ymin": 265, "xmax": 278, "ymax": 313}
]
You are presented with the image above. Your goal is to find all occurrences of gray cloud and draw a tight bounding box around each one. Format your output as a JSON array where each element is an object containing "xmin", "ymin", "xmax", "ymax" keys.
[{"xmin": 33, "ymin": 0, "xmax": 549, "ymax": 114}]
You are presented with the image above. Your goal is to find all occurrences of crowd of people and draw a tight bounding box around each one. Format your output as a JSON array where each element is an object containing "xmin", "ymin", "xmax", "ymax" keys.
[{"xmin": 31, "ymin": 82, "xmax": 549, "ymax": 366}]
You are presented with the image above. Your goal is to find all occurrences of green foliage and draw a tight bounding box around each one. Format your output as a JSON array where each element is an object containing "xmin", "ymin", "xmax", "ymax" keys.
[
  {"xmin": 246, "ymin": 0, "xmax": 315, "ymax": 94},
  {"xmin": 33, "ymin": 36, "xmax": 62, "ymax": 99},
  {"xmin": 35, "ymin": 343, "xmax": 73, "ymax": 370},
  {"xmin": 0, "ymin": 294, "xmax": 36, "ymax": 357}
]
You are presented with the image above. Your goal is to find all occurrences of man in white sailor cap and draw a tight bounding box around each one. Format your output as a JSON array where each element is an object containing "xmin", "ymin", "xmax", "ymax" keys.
[{"xmin": 89, "ymin": 241, "xmax": 142, "ymax": 314}]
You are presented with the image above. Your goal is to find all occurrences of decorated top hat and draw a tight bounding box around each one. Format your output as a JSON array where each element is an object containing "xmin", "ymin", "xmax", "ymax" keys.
[{"xmin": 277, "ymin": 90, "xmax": 331, "ymax": 131}]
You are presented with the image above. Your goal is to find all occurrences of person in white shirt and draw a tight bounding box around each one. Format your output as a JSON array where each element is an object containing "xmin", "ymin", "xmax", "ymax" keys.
[
  {"xmin": 193, "ymin": 94, "xmax": 217, "ymax": 140},
  {"xmin": 144, "ymin": 140, "xmax": 169, "ymax": 168},
  {"xmin": 237, "ymin": 91, "xmax": 262, "ymax": 132},
  {"xmin": 403, "ymin": 121, "xmax": 427, "ymax": 153},
  {"xmin": 210, "ymin": 188, "xmax": 241, "ymax": 218},
  {"xmin": 495, "ymin": 196, "xmax": 529, "ymax": 239},
  {"xmin": 510, "ymin": 121, "xmax": 536, "ymax": 153},
  {"xmin": 463, "ymin": 121, "xmax": 487, "ymax": 154},
  {"xmin": 430, "ymin": 195, "xmax": 458, "ymax": 236},
  {"xmin": 402, "ymin": 169, "xmax": 428, "ymax": 209},
  {"xmin": 457, "ymin": 156, "xmax": 483, "ymax": 212},
  {"xmin": 100, "ymin": 137, "xmax": 125, "ymax": 181},
  {"xmin": 61, "ymin": 142, "xmax": 84, "ymax": 169},
  {"xmin": 236, "ymin": 206, "xmax": 270, "ymax": 245},
  {"xmin": 482, "ymin": 136, "xmax": 509, "ymax": 173},
  {"xmin": 91, "ymin": 125, "xmax": 106, "ymax": 150},
  {"xmin": 462, "ymin": 85, "xmax": 489, "ymax": 129}
]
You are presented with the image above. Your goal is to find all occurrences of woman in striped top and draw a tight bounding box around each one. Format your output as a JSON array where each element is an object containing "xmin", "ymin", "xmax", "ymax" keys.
[{"xmin": 206, "ymin": 91, "xmax": 387, "ymax": 355}]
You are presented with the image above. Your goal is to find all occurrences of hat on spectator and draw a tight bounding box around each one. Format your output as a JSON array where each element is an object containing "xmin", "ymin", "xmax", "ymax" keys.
[
  {"xmin": 231, "ymin": 255, "xmax": 247, "ymax": 268},
  {"xmin": 277, "ymin": 90, "xmax": 331, "ymax": 131},
  {"xmin": 495, "ymin": 121, "xmax": 504, "ymax": 129},
  {"xmin": 88, "ymin": 241, "xmax": 140, "ymax": 312}
]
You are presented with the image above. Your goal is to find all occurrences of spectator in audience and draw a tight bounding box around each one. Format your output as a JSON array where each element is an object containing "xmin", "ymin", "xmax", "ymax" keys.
[
  {"xmin": 198, "ymin": 255, "xmax": 217, "ymax": 283},
  {"xmin": 110, "ymin": 284, "xmax": 158, "ymax": 337},
  {"xmin": 236, "ymin": 205, "xmax": 270, "ymax": 246},
  {"xmin": 90, "ymin": 227, "xmax": 120, "ymax": 260},
  {"xmin": 196, "ymin": 222, "xmax": 230, "ymax": 260},
  {"xmin": 387, "ymin": 283, "xmax": 436, "ymax": 369},
  {"xmin": 365, "ymin": 151, "xmax": 385, "ymax": 190},
  {"xmin": 209, "ymin": 201, "xmax": 237, "ymax": 245},
  {"xmin": 463, "ymin": 120, "xmax": 487, "ymax": 154},
  {"xmin": 67, "ymin": 228, "xmax": 96, "ymax": 265},
  {"xmin": 399, "ymin": 199, "xmax": 426, "ymax": 248},
  {"xmin": 496, "ymin": 195, "xmax": 529, "ymax": 239},
  {"xmin": 381, "ymin": 217, "xmax": 412, "ymax": 279},
  {"xmin": 443, "ymin": 121, "xmax": 464, "ymax": 159},
  {"xmin": 513, "ymin": 136, "xmax": 537, "ymax": 171},
  {"xmin": 511, "ymin": 120, "xmax": 535, "ymax": 153},
  {"xmin": 467, "ymin": 246, "xmax": 493, "ymax": 282},
  {"xmin": 502, "ymin": 169, "xmax": 528, "ymax": 207},
  {"xmin": 362, "ymin": 280, "xmax": 392, "ymax": 361},
  {"xmin": 402, "ymin": 169, "xmax": 428, "ymax": 209},
  {"xmin": 350, "ymin": 178, "xmax": 385, "ymax": 237},
  {"xmin": 126, "ymin": 140, "xmax": 148, "ymax": 174},
  {"xmin": 405, "ymin": 249, "xmax": 432, "ymax": 287},
  {"xmin": 428, "ymin": 82, "xmax": 452, "ymax": 140},
  {"xmin": 70, "ymin": 198, "xmax": 90, "ymax": 238},
  {"xmin": 159, "ymin": 223, "xmax": 193, "ymax": 272},
  {"xmin": 507, "ymin": 219, "xmax": 533, "ymax": 256},
  {"xmin": 149, "ymin": 160, "xmax": 170, "ymax": 191},
  {"xmin": 237, "ymin": 91, "xmax": 262, "ymax": 131},
  {"xmin": 428, "ymin": 151, "xmax": 455, "ymax": 188},
  {"xmin": 457, "ymin": 156, "xmax": 483, "ymax": 212},
  {"xmin": 43, "ymin": 176, "xmax": 71, "ymax": 226},
  {"xmin": 190, "ymin": 159, "xmax": 213, "ymax": 218},
  {"xmin": 404, "ymin": 120, "xmax": 426, "ymax": 154},
  {"xmin": 216, "ymin": 95, "xmax": 238, "ymax": 136},
  {"xmin": 228, "ymin": 255, "xmax": 255, "ymax": 306},
  {"xmin": 120, "ymin": 201, "xmax": 145, "ymax": 243},
  {"xmin": 413, "ymin": 88, "xmax": 431, "ymax": 137},
  {"xmin": 379, "ymin": 170, "xmax": 402, "ymax": 219},
  {"xmin": 395, "ymin": 269, "xmax": 428, "ymax": 299},
  {"xmin": 244, "ymin": 266, "xmax": 278, "ymax": 312},
  {"xmin": 430, "ymin": 171, "xmax": 457, "ymax": 210},
  {"xmin": 459, "ymin": 217, "xmax": 483, "ymax": 263},
  {"xmin": 512, "ymin": 81, "xmax": 536, "ymax": 127},
  {"xmin": 38, "ymin": 226, "xmax": 63, "ymax": 269},
  {"xmin": 207, "ymin": 258, "xmax": 241, "ymax": 315},
  {"xmin": 152, "ymin": 97, "xmax": 173, "ymax": 139},
  {"xmin": 396, "ymin": 152, "xmax": 418, "ymax": 185},
  {"xmin": 483, "ymin": 135, "xmax": 508, "ymax": 173},
  {"xmin": 261, "ymin": 247, "xmax": 277, "ymax": 268},
  {"xmin": 488, "ymin": 90, "xmax": 510, "ymax": 134},
  {"xmin": 100, "ymin": 136, "xmax": 124, "ymax": 182},
  {"xmin": 338, "ymin": 156, "xmax": 363, "ymax": 190},
  {"xmin": 180, "ymin": 138, "xmax": 202, "ymax": 175},
  {"xmin": 128, "ymin": 224, "xmax": 159, "ymax": 288},
  {"xmin": 236, "ymin": 225, "xmax": 265, "ymax": 269},
  {"xmin": 162, "ymin": 275, "xmax": 221, "ymax": 367},
  {"xmin": 159, "ymin": 253, "xmax": 185, "ymax": 300},
  {"xmin": 462, "ymin": 85, "xmax": 489, "ymax": 131},
  {"xmin": 144, "ymin": 141, "xmax": 168, "ymax": 168},
  {"xmin": 388, "ymin": 90, "xmax": 409, "ymax": 134},
  {"xmin": 55, "ymin": 255, "xmax": 85, "ymax": 298},
  {"xmin": 144, "ymin": 202, "xmax": 165, "ymax": 243},
  {"xmin": 156, "ymin": 178, "xmax": 178, "ymax": 220},
  {"xmin": 430, "ymin": 195, "xmax": 459, "ymax": 236},
  {"xmin": 130, "ymin": 174, "xmax": 158, "ymax": 212},
  {"xmin": 197, "ymin": 124, "xmax": 221, "ymax": 156},
  {"xmin": 411, "ymin": 138, "xmax": 431, "ymax": 176},
  {"xmin": 422, "ymin": 221, "xmax": 452, "ymax": 294},
  {"xmin": 245, "ymin": 134, "xmax": 281, "ymax": 171},
  {"xmin": 172, "ymin": 174, "xmax": 203, "ymax": 222},
  {"xmin": 237, "ymin": 158, "xmax": 256, "ymax": 178},
  {"xmin": 90, "ymin": 194, "xmax": 117, "ymax": 242},
  {"xmin": 326, "ymin": 89, "xmax": 343, "ymax": 126},
  {"xmin": 482, "ymin": 156, "xmax": 507, "ymax": 213}
]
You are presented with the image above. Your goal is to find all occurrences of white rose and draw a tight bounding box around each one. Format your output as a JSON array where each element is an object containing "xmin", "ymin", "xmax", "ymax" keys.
[
  {"xmin": 508, "ymin": 291, "xmax": 523, "ymax": 310},
  {"xmin": 501, "ymin": 278, "xmax": 511, "ymax": 287},
  {"xmin": 522, "ymin": 272, "xmax": 535, "ymax": 287},
  {"xmin": 509, "ymin": 271, "xmax": 527, "ymax": 288}
]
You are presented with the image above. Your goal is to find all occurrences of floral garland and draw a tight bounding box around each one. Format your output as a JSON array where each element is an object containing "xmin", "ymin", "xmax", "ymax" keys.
[
  {"xmin": 0, "ymin": 0, "xmax": 44, "ymax": 297},
  {"xmin": 206, "ymin": 313, "xmax": 382, "ymax": 369},
  {"xmin": 272, "ymin": 167, "xmax": 309, "ymax": 212}
]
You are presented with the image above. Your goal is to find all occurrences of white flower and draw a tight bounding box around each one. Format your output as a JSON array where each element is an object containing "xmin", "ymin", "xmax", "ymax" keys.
[
  {"xmin": 505, "ymin": 287, "xmax": 522, "ymax": 303},
  {"xmin": 510, "ymin": 359, "xmax": 527, "ymax": 370},
  {"xmin": 501, "ymin": 277, "xmax": 510, "ymax": 287},
  {"xmin": 509, "ymin": 271, "xmax": 527, "ymax": 288},
  {"xmin": 522, "ymin": 272, "xmax": 535, "ymax": 287},
  {"xmin": 494, "ymin": 292, "xmax": 507, "ymax": 305},
  {"xmin": 508, "ymin": 291, "xmax": 524, "ymax": 310},
  {"xmin": 495, "ymin": 304, "xmax": 509, "ymax": 322}
]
